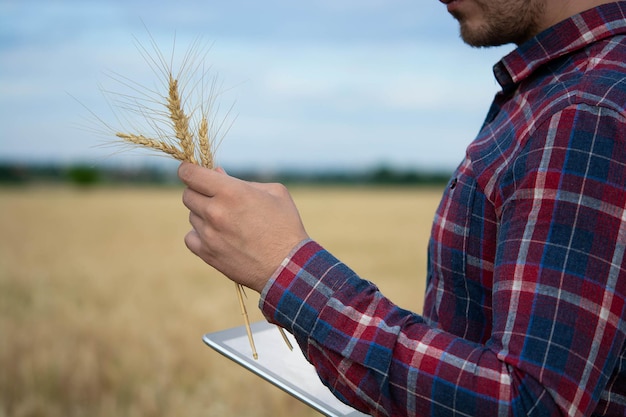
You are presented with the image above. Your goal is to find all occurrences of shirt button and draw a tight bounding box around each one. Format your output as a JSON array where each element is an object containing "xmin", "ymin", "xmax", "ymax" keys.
[{"xmin": 450, "ymin": 178, "xmax": 458, "ymax": 189}]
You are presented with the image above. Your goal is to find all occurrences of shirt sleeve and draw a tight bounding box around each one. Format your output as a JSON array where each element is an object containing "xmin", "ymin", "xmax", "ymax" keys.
[{"xmin": 258, "ymin": 104, "xmax": 626, "ymax": 417}]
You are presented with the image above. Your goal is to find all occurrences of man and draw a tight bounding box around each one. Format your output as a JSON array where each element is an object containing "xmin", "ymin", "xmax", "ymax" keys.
[{"xmin": 179, "ymin": 0, "xmax": 626, "ymax": 415}]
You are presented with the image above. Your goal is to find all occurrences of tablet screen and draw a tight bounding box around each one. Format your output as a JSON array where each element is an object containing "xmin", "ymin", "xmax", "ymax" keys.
[{"xmin": 203, "ymin": 321, "xmax": 369, "ymax": 417}]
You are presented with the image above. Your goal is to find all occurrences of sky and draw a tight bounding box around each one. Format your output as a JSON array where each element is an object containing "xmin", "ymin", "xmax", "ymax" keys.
[{"xmin": 0, "ymin": 0, "xmax": 514, "ymax": 173}]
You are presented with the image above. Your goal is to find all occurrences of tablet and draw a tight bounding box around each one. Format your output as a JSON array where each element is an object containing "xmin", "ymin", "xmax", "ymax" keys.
[{"xmin": 202, "ymin": 321, "xmax": 369, "ymax": 417}]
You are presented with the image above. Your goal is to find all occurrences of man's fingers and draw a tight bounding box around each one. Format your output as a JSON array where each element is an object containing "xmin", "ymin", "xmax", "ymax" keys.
[
  {"xmin": 181, "ymin": 187, "xmax": 205, "ymax": 214},
  {"xmin": 179, "ymin": 162, "xmax": 280, "ymax": 204},
  {"xmin": 184, "ymin": 229, "xmax": 202, "ymax": 256},
  {"xmin": 188, "ymin": 211, "xmax": 208, "ymax": 234},
  {"xmin": 247, "ymin": 181, "xmax": 291, "ymax": 200},
  {"xmin": 178, "ymin": 162, "xmax": 230, "ymax": 197}
]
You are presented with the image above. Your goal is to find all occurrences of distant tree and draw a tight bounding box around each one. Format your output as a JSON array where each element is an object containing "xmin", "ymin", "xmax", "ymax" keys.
[{"xmin": 66, "ymin": 165, "xmax": 101, "ymax": 186}]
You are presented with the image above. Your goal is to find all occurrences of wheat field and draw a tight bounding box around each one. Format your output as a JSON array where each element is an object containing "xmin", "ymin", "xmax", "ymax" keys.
[{"xmin": 0, "ymin": 184, "xmax": 443, "ymax": 417}]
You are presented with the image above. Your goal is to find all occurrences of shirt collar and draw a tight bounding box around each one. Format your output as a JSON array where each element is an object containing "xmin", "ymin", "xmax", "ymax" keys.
[{"xmin": 493, "ymin": 1, "xmax": 626, "ymax": 90}]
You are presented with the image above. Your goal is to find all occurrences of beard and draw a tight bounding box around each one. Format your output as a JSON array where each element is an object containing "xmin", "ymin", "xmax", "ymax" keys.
[{"xmin": 452, "ymin": 0, "xmax": 547, "ymax": 47}]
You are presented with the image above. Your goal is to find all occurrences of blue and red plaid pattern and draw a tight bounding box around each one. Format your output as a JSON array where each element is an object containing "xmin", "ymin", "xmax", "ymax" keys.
[{"xmin": 260, "ymin": 3, "xmax": 626, "ymax": 416}]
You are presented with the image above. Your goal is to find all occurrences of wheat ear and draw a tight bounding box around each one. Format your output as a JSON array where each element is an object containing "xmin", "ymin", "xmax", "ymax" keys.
[
  {"xmin": 198, "ymin": 115, "xmax": 213, "ymax": 169},
  {"xmin": 116, "ymin": 133, "xmax": 188, "ymax": 161},
  {"xmin": 167, "ymin": 74, "xmax": 197, "ymax": 164}
]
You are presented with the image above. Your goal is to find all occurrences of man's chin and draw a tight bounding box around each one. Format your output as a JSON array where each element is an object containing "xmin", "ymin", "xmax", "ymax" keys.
[{"xmin": 458, "ymin": 24, "xmax": 510, "ymax": 48}]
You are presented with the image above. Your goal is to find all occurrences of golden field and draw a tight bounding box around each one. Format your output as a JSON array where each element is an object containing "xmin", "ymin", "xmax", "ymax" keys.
[{"xmin": 0, "ymin": 184, "xmax": 443, "ymax": 417}]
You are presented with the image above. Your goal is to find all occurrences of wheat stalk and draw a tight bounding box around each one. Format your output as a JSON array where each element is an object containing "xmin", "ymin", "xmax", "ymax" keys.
[
  {"xmin": 116, "ymin": 72, "xmax": 260, "ymax": 358},
  {"xmin": 106, "ymin": 35, "xmax": 292, "ymax": 360}
]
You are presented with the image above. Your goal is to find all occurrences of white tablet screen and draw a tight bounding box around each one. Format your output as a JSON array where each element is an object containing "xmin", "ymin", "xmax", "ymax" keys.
[{"xmin": 203, "ymin": 321, "xmax": 369, "ymax": 417}]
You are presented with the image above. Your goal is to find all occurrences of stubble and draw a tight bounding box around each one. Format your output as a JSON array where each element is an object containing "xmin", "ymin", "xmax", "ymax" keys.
[{"xmin": 454, "ymin": 0, "xmax": 547, "ymax": 47}]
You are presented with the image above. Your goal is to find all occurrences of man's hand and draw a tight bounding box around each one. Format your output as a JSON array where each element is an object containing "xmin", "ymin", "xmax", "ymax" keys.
[{"xmin": 178, "ymin": 162, "xmax": 309, "ymax": 292}]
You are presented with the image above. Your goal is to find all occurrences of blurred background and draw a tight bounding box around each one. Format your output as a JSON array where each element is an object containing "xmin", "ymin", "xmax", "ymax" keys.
[
  {"xmin": 1, "ymin": 1, "xmax": 514, "ymax": 416},
  {"xmin": 0, "ymin": 0, "xmax": 512, "ymax": 176}
]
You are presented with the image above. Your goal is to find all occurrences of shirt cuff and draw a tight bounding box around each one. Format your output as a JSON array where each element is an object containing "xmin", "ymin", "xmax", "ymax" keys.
[
  {"xmin": 258, "ymin": 239, "xmax": 354, "ymax": 341},
  {"xmin": 259, "ymin": 237, "xmax": 313, "ymax": 303}
]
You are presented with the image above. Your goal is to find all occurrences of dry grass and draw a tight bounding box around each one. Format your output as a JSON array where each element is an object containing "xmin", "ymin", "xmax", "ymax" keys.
[{"xmin": 0, "ymin": 184, "xmax": 442, "ymax": 417}]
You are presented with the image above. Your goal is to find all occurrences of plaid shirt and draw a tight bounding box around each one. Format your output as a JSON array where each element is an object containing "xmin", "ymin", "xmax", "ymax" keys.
[{"xmin": 260, "ymin": 3, "xmax": 626, "ymax": 416}]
